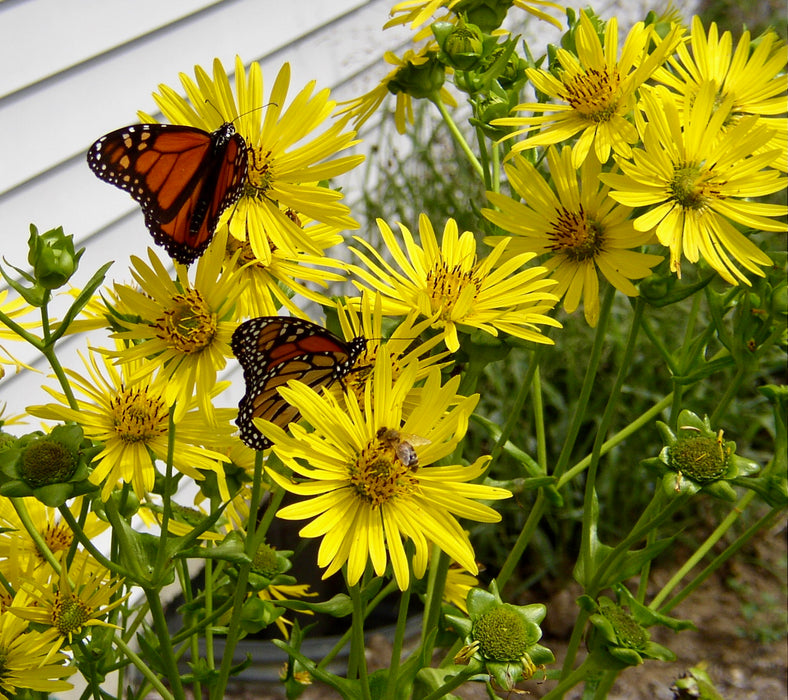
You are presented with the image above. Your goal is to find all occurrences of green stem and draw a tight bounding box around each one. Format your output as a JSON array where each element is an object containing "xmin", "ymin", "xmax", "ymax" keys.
[
  {"xmin": 211, "ymin": 449, "xmax": 269, "ymax": 700},
  {"xmin": 420, "ymin": 546, "xmax": 449, "ymax": 661},
  {"xmin": 659, "ymin": 506, "xmax": 782, "ymax": 614},
  {"xmin": 491, "ymin": 345, "xmax": 544, "ymax": 463},
  {"xmin": 557, "ymin": 393, "xmax": 673, "ymax": 488},
  {"xmin": 318, "ymin": 579, "xmax": 399, "ymax": 669},
  {"xmin": 11, "ymin": 498, "xmax": 61, "ymax": 575},
  {"xmin": 144, "ymin": 587, "xmax": 184, "ymax": 698},
  {"xmin": 175, "ymin": 558, "xmax": 202, "ymax": 700},
  {"xmin": 349, "ymin": 582, "xmax": 371, "ymax": 699},
  {"xmin": 581, "ymin": 297, "xmax": 645, "ymax": 596},
  {"xmin": 560, "ymin": 608, "xmax": 591, "ymax": 678},
  {"xmin": 58, "ymin": 504, "xmax": 129, "ymax": 579},
  {"xmin": 542, "ymin": 656, "xmax": 593, "ymax": 699},
  {"xmin": 113, "ymin": 634, "xmax": 175, "ymax": 700},
  {"xmin": 382, "ymin": 577, "xmax": 411, "ymax": 700},
  {"xmin": 154, "ymin": 406, "xmax": 177, "ymax": 578},
  {"xmin": 650, "ymin": 489, "xmax": 758, "ymax": 610},
  {"xmin": 553, "ymin": 285, "xmax": 616, "ymax": 481},
  {"xmin": 421, "ymin": 666, "xmax": 480, "ymax": 700},
  {"xmin": 497, "ymin": 491, "xmax": 545, "ymax": 591},
  {"xmin": 709, "ymin": 363, "xmax": 747, "ymax": 425},
  {"xmin": 430, "ymin": 93, "xmax": 484, "ymax": 179},
  {"xmin": 40, "ymin": 344, "xmax": 78, "ymax": 410}
]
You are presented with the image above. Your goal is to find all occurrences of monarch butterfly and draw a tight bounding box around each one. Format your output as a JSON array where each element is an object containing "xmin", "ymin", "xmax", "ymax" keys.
[
  {"xmin": 232, "ymin": 316, "xmax": 367, "ymax": 450},
  {"xmin": 87, "ymin": 122, "xmax": 248, "ymax": 264}
]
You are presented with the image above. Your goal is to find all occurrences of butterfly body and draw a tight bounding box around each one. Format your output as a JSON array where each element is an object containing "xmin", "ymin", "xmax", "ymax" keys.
[
  {"xmin": 232, "ymin": 317, "xmax": 366, "ymax": 450},
  {"xmin": 87, "ymin": 122, "xmax": 248, "ymax": 264}
]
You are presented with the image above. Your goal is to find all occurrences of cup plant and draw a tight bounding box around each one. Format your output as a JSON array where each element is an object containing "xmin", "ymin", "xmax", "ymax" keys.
[{"xmin": 0, "ymin": 2, "xmax": 785, "ymax": 699}]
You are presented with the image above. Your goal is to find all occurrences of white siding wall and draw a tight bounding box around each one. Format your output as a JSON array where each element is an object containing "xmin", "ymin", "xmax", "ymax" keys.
[{"xmin": 0, "ymin": 0, "xmax": 697, "ymax": 419}]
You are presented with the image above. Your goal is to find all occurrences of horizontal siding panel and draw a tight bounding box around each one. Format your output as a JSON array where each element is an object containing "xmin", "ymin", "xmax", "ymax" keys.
[
  {"xmin": 0, "ymin": 0, "xmax": 225, "ymax": 99},
  {"xmin": 0, "ymin": 0, "xmax": 367, "ymax": 194}
]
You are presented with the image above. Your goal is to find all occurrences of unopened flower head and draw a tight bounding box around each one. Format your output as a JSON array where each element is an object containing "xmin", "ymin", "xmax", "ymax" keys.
[
  {"xmin": 386, "ymin": 0, "xmax": 562, "ymax": 34},
  {"xmin": 337, "ymin": 47, "xmax": 457, "ymax": 134}
]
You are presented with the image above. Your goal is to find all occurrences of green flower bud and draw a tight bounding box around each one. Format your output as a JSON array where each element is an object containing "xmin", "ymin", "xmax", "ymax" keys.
[
  {"xmin": 445, "ymin": 581, "xmax": 553, "ymax": 691},
  {"xmin": 27, "ymin": 224, "xmax": 84, "ymax": 290},
  {"xmin": 388, "ymin": 52, "xmax": 445, "ymax": 99},
  {"xmin": 643, "ymin": 410, "xmax": 760, "ymax": 501},
  {"xmin": 22, "ymin": 437, "xmax": 76, "ymax": 486},
  {"xmin": 668, "ymin": 433, "xmax": 730, "ymax": 483},
  {"xmin": 252, "ymin": 542, "xmax": 281, "ymax": 578},
  {"xmin": 440, "ymin": 21, "xmax": 484, "ymax": 70},
  {"xmin": 598, "ymin": 598, "xmax": 649, "ymax": 651},
  {"xmin": 453, "ymin": 0, "xmax": 513, "ymax": 32},
  {"xmin": 473, "ymin": 604, "xmax": 531, "ymax": 661}
]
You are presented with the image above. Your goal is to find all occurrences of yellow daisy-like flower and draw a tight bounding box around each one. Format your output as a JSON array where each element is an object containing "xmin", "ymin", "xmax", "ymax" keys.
[
  {"xmin": 602, "ymin": 83, "xmax": 787, "ymax": 285},
  {"xmin": 257, "ymin": 583, "xmax": 317, "ymax": 639},
  {"xmin": 483, "ymin": 147, "xmax": 663, "ymax": 326},
  {"xmin": 385, "ymin": 0, "xmax": 562, "ymax": 31},
  {"xmin": 27, "ymin": 348, "xmax": 234, "ymax": 501},
  {"xmin": 218, "ymin": 221, "xmax": 347, "ymax": 320},
  {"xmin": 143, "ymin": 57, "xmax": 363, "ymax": 263},
  {"xmin": 653, "ymin": 16, "xmax": 788, "ymax": 171},
  {"xmin": 11, "ymin": 556, "xmax": 127, "ymax": 661},
  {"xmin": 497, "ymin": 11, "xmax": 683, "ymax": 166},
  {"xmin": 351, "ymin": 214, "xmax": 560, "ymax": 352},
  {"xmin": 336, "ymin": 47, "xmax": 457, "ymax": 134},
  {"xmin": 110, "ymin": 232, "xmax": 244, "ymax": 423},
  {"xmin": 0, "ymin": 289, "xmax": 38, "ymax": 378},
  {"xmin": 336, "ymin": 292, "xmax": 450, "ymax": 401},
  {"xmin": 444, "ymin": 564, "xmax": 477, "ymax": 614},
  {"xmin": 0, "ymin": 497, "xmax": 108, "ymax": 564},
  {"xmin": 0, "ymin": 609, "xmax": 74, "ymax": 698},
  {"xmin": 258, "ymin": 350, "xmax": 511, "ymax": 590}
]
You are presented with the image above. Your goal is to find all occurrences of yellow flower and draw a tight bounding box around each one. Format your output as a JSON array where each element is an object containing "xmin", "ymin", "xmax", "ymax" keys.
[
  {"xmin": 497, "ymin": 11, "xmax": 683, "ymax": 166},
  {"xmin": 352, "ymin": 214, "xmax": 560, "ymax": 352},
  {"xmin": 602, "ymin": 83, "xmax": 787, "ymax": 285},
  {"xmin": 109, "ymin": 231, "xmax": 244, "ymax": 423},
  {"xmin": 143, "ymin": 57, "xmax": 363, "ymax": 263},
  {"xmin": 653, "ymin": 16, "xmax": 788, "ymax": 171},
  {"xmin": 0, "ymin": 609, "xmax": 74, "ymax": 698},
  {"xmin": 0, "ymin": 497, "xmax": 108, "ymax": 564},
  {"xmin": 443, "ymin": 564, "xmax": 477, "ymax": 614},
  {"xmin": 258, "ymin": 349, "xmax": 511, "ymax": 590},
  {"xmin": 217, "ymin": 222, "xmax": 347, "ymax": 320},
  {"xmin": 257, "ymin": 583, "xmax": 317, "ymax": 639},
  {"xmin": 11, "ymin": 556, "xmax": 127, "ymax": 662},
  {"xmin": 27, "ymin": 347, "xmax": 234, "ymax": 501},
  {"xmin": 336, "ymin": 47, "xmax": 457, "ymax": 134},
  {"xmin": 483, "ymin": 147, "xmax": 663, "ymax": 325},
  {"xmin": 336, "ymin": 292, "xmax": 450, "ymax": 402}
]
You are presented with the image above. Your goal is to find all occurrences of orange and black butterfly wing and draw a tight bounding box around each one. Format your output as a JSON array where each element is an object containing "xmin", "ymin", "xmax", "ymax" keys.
[
  {"xmin": 87, "ymin": 123, "xmax": 247, "ymax": 264},
  {"xmin": 232, "ymin": 317, "xmax": 366, "ymax": 450}
]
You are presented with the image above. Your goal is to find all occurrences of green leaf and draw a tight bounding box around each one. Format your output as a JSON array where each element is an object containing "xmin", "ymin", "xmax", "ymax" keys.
[{"xmin": 50, "ymin": 261, "xmax": 113, "ymax": 341}]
